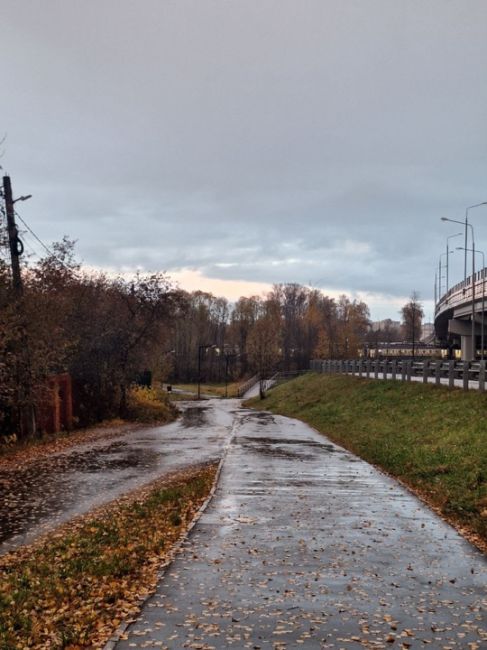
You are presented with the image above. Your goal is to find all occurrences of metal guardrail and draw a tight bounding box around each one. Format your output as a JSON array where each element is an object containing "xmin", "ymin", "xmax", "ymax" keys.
[{"xmin": 310, "ymin": 359, "xmax": 487, "ymax": 391}]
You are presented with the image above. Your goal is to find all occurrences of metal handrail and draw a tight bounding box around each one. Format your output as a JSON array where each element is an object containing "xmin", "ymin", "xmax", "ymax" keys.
[{"xmin": 236, "ymin": 374, "xmax": 260, "ymax": 398}]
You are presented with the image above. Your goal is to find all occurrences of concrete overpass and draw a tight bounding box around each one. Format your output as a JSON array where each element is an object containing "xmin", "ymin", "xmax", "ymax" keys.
[{"xmin": 435, "ymin": 269, "xmax": 487, "ymax": 360}]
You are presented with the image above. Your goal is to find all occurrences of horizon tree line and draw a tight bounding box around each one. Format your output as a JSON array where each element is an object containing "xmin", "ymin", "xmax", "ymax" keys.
[{"xmin": 0, "ymin": 237, "xmax": 423, "ymax": 439}]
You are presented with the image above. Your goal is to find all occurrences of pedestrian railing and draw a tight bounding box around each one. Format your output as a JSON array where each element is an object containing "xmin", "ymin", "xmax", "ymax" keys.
[
  {"xmin": 309, "ymin": 358, "xmax": 487, "ymax": 391},
  {"xmin": 265, "ymin": 369, "xmax": 312, "ymax": 390},
  {"xmin": 237, "ymin": 374, "xmax": 260, "ymax": 398}
]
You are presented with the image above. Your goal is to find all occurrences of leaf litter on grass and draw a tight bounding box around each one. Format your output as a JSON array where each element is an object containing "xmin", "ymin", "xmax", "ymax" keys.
[{"xmin": 0, "ymin": 461, "xmax": 217, "ymax": 649}]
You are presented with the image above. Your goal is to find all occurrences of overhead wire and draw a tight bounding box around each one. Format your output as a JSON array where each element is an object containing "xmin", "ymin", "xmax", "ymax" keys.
[
  {"xmin": 1, "ymin": 198, "xmax": 71, "ymax": 271},
  {"xmin": 20, "ymin": 230, "xmax": 42, "ymax": 260},
  {"xmin": 14, "ymin": 210, "xmax": 53, "ymax": 257}
]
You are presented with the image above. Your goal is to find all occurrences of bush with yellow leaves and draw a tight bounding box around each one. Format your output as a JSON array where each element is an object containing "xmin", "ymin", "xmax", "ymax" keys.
[{"xmin": 126, "ymin": 385, "xmax": 178, "ymax": 423}]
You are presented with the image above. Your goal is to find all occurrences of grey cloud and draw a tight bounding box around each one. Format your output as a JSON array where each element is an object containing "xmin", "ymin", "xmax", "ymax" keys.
[{"xmin": 2, "ymin": 0, "xmax": 487, "ymax": 318}]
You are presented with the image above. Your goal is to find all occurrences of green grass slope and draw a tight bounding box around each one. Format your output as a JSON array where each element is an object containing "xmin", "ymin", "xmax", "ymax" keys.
[{"xmin": 247, "ymin": 373, "xmax": 487, "ymax": 547}]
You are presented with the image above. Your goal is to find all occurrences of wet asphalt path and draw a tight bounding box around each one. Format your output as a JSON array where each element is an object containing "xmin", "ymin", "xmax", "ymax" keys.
[
  {"xmin": 0, "ymin": 401, "xmax": 234, "ymax": 555},
  {"xmin": 116, "ymin": 405, "xmax": 486, "ymax": 649}
]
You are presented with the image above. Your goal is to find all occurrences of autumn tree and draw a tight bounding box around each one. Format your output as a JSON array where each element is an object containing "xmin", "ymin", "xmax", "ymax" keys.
[
  {"xmin": 169, "ymin": 291, "xmax": 229, "ymax": 383},
  {"xmin": 227, "ymin": 296, "xmax": 261, "ymax": 375},
  {"xmin": 1, "ymin": 238, "xmax": 178, "ymax": 434},
  {"xmin": 335, "ymin": 295, "xmax": 370, "ymax": 358},
  {"xmin": 401, "ymin": 291, "xmax": 424, "ymax": 358},
  {"xmin": 310, "ymin": 293, "xmax": 337, "ymax": 359},
  {"xmin": 247, "ymin": 299, "xmax": 281, "ymax": 397},
  {"xmin": 0, "ymin": 231, "xmax": 377, "ymax": 435}
]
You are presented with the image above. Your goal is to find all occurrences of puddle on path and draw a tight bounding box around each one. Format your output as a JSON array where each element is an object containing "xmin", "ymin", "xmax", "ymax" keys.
[
  {"xmin": 0, "ymin": 443, "xmax": 161, "ymax": 548},
  {"xmin": 236, "ymin": 435, "xmax": 336, "ymax": 460},
  {"xmin": 181, "ymin": 406, "xmax": 208, "ymax": 428},
  {"xmin": 241, "ymin": 411, "xmax": 275, "ymax": 426},
  {"xmin": 0, "ymin": 401, "xmax": 231, "ymax": 554}
]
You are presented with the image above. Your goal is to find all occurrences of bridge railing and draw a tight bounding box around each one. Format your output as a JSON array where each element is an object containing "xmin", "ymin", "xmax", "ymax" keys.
[
  {"xmin": 436, "ymin": 267, "xmax": 487, "ymax": 317},
  {"xmin": 310, "ymin": 358, "xmax": 487, "ymax": 391}
]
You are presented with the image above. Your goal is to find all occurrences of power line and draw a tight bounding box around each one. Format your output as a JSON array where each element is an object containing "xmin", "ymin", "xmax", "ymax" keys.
[
  {"xmin": 20, "ymin": 230, "xmax": 43, "ymax": 259},
  {"xmin": 2, "ymin": 190, "xmax": 72, "ymax": 271},
  {"xmin": 14, "ymin": 210, "xmax": 53, "ymax": 257}
]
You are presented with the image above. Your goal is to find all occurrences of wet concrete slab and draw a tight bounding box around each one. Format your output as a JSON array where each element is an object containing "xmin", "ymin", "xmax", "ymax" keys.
[
  {"xmin": 116, "ymin": 406, "xmax": 487, "ymax": 649},
  {"xmin": 0, "ymin": 400, "xmax": 236, "ymax": 555}
]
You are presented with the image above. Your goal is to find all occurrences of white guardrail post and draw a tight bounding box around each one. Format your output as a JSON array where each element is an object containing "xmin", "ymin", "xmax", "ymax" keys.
[
  {"xmin": 435, "ymin": 360, "xmax": 441, "ymax": 386},
  {"xmin": 463, "ymin": 361, "xmax": 470, "ymax": 391},
  {"xmin": 406, "ymin": 361, "xmax": 411, "ymax": 381},
  {"xmin": 479, "ymin": 361, "xmax": 486, "ymax": 391},
  {"xmin": 309, "ymin": 358, "xmax": 487, "ymax": 393},
  {"xmin": 448, "ymin": 361, "xmax": 455, "ymax": 388}
]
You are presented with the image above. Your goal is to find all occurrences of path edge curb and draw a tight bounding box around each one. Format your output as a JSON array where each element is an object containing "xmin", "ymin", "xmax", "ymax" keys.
[{"xmin": 103, "ymin": 414, "xmax": 237, "ymax": 649}]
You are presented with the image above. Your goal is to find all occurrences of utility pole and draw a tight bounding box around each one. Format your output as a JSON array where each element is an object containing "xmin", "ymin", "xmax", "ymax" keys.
[
  {"xmin": 3, "ymin": 175, "xmax": 24, "ymax": 296},
  {"xmin": 2, "ymin": 174, "xmax": 36, "ymax": 438},
  {"xmin": 411, "ymin": 301, "xmax": 416, "ymax": 360}
]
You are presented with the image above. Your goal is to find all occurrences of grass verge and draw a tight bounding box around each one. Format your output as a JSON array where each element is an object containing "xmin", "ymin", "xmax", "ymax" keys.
[
  {"xmin": 172, "ymin": 382, "xmax": 241, "ymax": 398},
  {"xmin": 0, "ymin": 462, "xmax": 217, "ymax": 649},
  {"xmin": 246, "ymin": 373, "xmax": 487, "ymax": 550}
]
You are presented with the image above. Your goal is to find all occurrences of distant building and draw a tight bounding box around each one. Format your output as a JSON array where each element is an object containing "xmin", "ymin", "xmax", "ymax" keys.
[
  {"xmin": 369, "ymin": 319, "xmax": 401, "ymax": 332},
  {"xmin": 421, "ymin": 322, "xmax": 435, "ymax": 343}
]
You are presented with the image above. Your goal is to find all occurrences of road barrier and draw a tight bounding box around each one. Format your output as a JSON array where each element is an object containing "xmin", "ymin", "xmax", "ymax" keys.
[{"xmin": 310, "ymin": 358, "xmax": 487, "ymax": 392}]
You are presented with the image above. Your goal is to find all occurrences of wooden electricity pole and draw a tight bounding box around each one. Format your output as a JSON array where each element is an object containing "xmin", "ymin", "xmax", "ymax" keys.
[
  {"xmin": 3, "ymin": 175, "xmax": 24, "ymax": 296},
  {"xmin": 2, "ymin": 175, "xmax": 36, "ymax": 437}
]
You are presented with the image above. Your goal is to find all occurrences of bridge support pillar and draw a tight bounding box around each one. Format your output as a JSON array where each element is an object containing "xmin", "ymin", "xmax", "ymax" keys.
[
  {"xmin": 461, "ymin": 335, "xmax": 474, "ymax": 362},
  {"xmin": 448, "ymin": 319, "xmax": 477, "ymax": 361}
]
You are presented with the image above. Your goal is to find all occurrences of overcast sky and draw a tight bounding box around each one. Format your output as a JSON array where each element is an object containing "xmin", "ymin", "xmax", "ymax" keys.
[{"xmin": 2, "ymin": 0, "xmax": 487, "ymax": 320}]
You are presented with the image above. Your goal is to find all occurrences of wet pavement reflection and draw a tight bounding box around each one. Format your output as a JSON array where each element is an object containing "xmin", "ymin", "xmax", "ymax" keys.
[
  {"xmin": 116, "ymin": 406, "xmax": 487, "ymax": 649},
  {"xmin": 0, "ymin": 400, "xmax": 236, "ymax": 554}
]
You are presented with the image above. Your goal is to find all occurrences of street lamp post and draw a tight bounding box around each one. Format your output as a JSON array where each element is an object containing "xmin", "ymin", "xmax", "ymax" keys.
[
  {"xmin": 197, "ymin": 344, "xmax": 217, "ymax": 400},
  {"xmin": 225, "ymin": 354, "xmax": 230, "ymax": 398},
  {"xmin": 441, "ymin": 216, "xmax": 477, "ymax": 358},
  {"xmin": 438, "ymin": 251, "xmax": 453, "ymax": 298},
  {"xmin": 442, "ymin": 217, "xmax": 469, "ymax": 282},
  {"xmin": 458, "ymin": 246, "xmax": 486, "ymax": 361},
  {"xmin": 446, "ymin": 232, "xmax": 462, "ymax": 292},
  {"xmin": 223, "ymin": 350, "xmax": 239, "ymax": 398},
  {"xmin": 438, "ymin": 257, "xmax": 442, "ymax": 297},
  {"xmin": 411, "ymin": 302, "xmax": 416, "ymax": 360},
  {"xmin": 442, "ymin": 204, "xmax": 487, "ymax": 282}
]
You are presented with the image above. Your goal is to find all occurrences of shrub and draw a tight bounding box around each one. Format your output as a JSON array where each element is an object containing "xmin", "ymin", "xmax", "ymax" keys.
[{"xmin": 126, "ymin": 386, "xmax": 178, "ymax": 423}]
